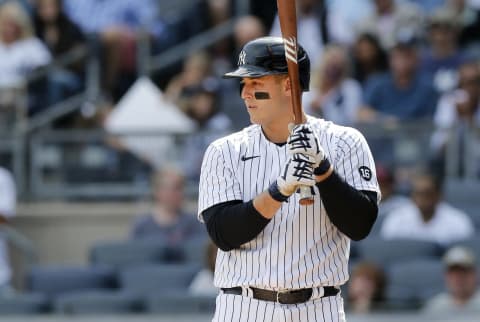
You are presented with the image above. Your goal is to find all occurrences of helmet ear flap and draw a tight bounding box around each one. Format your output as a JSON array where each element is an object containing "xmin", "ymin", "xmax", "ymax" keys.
[{"xmin": 239, "ymin": 81, "xmax": 245, "ymax": 96}]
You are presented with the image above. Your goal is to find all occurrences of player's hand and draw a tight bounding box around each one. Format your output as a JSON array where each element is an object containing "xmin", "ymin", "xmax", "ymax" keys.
[
  {"xmin": 287, "ymin": 123, "xmax": 325, "ymax": 166},
  {"xmin": 276, "ymin": 153, "xmax": 316, "ymax": 197}
]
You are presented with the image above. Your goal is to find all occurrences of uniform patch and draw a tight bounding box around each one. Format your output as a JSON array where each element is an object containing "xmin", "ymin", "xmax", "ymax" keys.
[{"xmin": 358, "ymin": 166, "xmax": 372, "ymax": 181}]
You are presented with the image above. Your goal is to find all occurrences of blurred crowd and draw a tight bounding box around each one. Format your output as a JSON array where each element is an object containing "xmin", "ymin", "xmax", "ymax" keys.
[
  {"xmin": 0, "ymin": 0, "xmax": 479, "ymax": 316},
  {"xmin": 0, "ymin": 0, "xmax": 478, "ymax": 179}
]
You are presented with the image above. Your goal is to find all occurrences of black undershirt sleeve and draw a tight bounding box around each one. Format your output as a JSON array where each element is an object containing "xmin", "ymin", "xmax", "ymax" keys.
[
  {"xmin": 202, "ymin": 171, "xmax": 378, "ymax": 251},
  {"xmin": 201, "ymin": 200, "xmax": 271, "ymax": 251},
  {"xmin": 316, "ymin": 171, "xmax": 378, "ymax": 241}
]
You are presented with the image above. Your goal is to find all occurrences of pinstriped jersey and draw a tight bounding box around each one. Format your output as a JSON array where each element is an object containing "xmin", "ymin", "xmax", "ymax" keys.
[{"xmin": 198, "ymin": 115, "xmax": 380, "ymax": 290}]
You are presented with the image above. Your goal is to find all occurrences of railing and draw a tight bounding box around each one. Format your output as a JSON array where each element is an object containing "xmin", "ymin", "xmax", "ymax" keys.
[
  {"xmin": 25, "ymin": 121, "xmax": 480, "ymax": 201},
  {"xmin": 2, "ymin": 0, "xmax": 479, "ymax": 201},
  {"xmin": 0, "ymin": 0, "xmax": 250, "ymax": 198}
]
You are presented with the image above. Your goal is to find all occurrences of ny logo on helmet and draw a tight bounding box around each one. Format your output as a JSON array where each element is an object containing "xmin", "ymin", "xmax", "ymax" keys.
[{"xmin": 238, "ymin": 50, "xmax": 246, "ymax": 66}]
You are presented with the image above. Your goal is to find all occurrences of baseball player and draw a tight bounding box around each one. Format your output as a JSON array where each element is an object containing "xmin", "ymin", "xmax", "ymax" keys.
[{"xmin": 198, "ymin": 37, "xmax": 380, "ymax": 322}]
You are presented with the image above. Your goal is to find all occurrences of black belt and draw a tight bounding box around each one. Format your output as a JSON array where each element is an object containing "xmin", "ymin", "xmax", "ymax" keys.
[{"xmin": 221, "ymin": 286, "xmax": 339, "ymax": 305}]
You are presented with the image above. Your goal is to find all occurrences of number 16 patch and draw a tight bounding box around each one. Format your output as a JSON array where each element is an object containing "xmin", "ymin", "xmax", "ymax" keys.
[{"xmin": 358, "ymin": 166, "xmax": 372, "ymax": 181}]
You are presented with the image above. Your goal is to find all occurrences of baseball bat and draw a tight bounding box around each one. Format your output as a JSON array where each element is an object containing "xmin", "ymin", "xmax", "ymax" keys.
[{"xmin": 277, "ymin": 0, "xmax": 314, "ymax": 206}]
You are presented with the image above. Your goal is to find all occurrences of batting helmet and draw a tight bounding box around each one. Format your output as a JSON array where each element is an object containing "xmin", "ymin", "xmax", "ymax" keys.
[{"xmin": 224, "ymin": 37, "xmax": 310, "ymax": 91}]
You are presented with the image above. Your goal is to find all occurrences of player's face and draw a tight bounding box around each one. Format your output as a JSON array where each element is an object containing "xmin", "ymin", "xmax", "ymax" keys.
[{"xmin": 240, "ymin": 75, "xmax": 289, "ymax": 126}]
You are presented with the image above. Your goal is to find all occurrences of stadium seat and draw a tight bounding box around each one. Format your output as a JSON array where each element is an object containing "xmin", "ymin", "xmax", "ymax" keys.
[
  {"xmin": 119, "ymin": 263, "xmax": 201, "ymax": 295},
  {"xmin": 452, "ymin": 236, "xmax": 480, "ymax": 264},
  {"xmin": 53, "ymin": 290, "xmax": 141, "ymax": 314},
  {"xmin": 444, "ymin": 179, "xmax": 480, "ymax": 205},
  {"xmin": 145, "ymin": 291, "xmax": 216, "ymax": 314},
  {"xmin": 26, "ymin": 265, "xmax": 116, "ymax": 298},
  {"xmin": 181, "ymin": 235, "xmax": 210, "ymax": 264},
  {"xmin": 385, "ymin": 258, "xmax": 445, "ymax": 309},
  {"xmin": 0, "ymin": 293, "xmax": 49, "ymax": 314},
  {"xmin": 355, "ymin": 237, "xmax": 441, "ymax": 267},
  {"xmin": 89, "ymin": 238, "xmax": 168, "ymax": 269}
]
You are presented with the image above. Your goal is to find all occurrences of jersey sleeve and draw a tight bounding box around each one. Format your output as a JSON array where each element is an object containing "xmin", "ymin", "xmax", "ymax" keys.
[
  {"xmin": 333, "ymin": 127, "xmax": 381, "ymax": 203},
  {"xmin": 197, "ymin": 142, "xmax": 242, "ymax": 221}
]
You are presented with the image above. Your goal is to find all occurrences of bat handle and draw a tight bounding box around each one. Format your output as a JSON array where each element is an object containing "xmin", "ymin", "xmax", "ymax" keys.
[{"xmin": 299, "ymin": 186, "xmax": 314, "ymax": 206}]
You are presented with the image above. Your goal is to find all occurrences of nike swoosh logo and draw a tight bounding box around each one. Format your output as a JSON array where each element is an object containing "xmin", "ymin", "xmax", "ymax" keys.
[{"xmin": 241, "ymin": 155, "xmax": 260, "ymax": 161}]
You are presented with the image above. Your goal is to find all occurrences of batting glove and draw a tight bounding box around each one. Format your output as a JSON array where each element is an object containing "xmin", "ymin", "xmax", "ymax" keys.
[
  {"xmin": 287, "ymin": 123, "xmax": 325, "ymax": 167},
  {"xmin": 269, "ymin": 153, "xmax": 316, "ymax": 202}
]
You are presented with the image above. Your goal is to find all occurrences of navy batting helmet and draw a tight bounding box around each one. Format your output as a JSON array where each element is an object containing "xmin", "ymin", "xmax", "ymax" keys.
[{"xmin": 224, "ymin": 37, "xmax": 310, "ymax": 91}]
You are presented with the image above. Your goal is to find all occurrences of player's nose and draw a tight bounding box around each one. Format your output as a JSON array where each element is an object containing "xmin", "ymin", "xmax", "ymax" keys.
[{"xmin": 241, "ymin": 83, "xmax": 253, "ymax": 100}]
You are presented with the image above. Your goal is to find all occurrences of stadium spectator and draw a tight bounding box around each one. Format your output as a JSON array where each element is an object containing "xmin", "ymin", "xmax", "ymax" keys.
[
  {"xmin": 358, "ymin": 33, "xmax": 438, "ymax": 124},
  {"xmin": 270, "ymin": 0, "xmax": 328, "ymax": 67},
  {"xmin": 0, "ymin": 0, "xmax": 51, "ymax": 116},
  {"xmin": 423, "ymin": 246, "xmax": 480, "ymax": 314},
  {"xmin": 326, "ymin": 0, "xmax": 374, "ymax": 45},
  {"xmin": 63, "ymin": 0, "xmax": 161, "ymax": 99},
  {"xmin": 249, "ymin": 0, "xmax": 277, "ymax": 31},
  {"xmin": 130, "ymin": 166, "xmax": 204, "ymax": 245},
  {"xmin": 446, "ymin": 0, "xmax": 480, "ymax": 49},
  {"xmin": 356, "ymin": 0, "xmax": 424, "ymax": 50},
  {"xmin": 380, "ymin": 171, "xmax": 474, "ymax": 246},
  {"xmin": 406, "ymin": 0, "xmax": 445, "ymax": 14},
  {"xmin": 303, "ymin": 44, "xmax": 363, "ymax": 126},
  {"xmin": 232, "ymin": 15, "xmax": 266, "ymax": 65},
  {"xmin": 347, "ymin": 261, "xmax": 386, "ymax": 314},
  {"xmin": 164, "ymin": 51, "xmax": 214, "ymax": 106},
  {"xmin": 222, "ymin": 15, "xmax": 266, "ymax": 129},
  {"xmin": 420, "ymin": 8, "xmax": 467, "ymax": 94},
  {"xmin": 189, "ymin": 240, "xmax": 218, "ymax": 296},
  {"xmin": 0, "ymin": 166, "xmax": 16, "ymax": 296},
  {"xmin": 161, "ymin": 0, "xmax": 235, "ymax": 76},
  {"xmin": 351, "ymin": 33, "xmax": 388, "ymax": 87},
  {"xmin": 33, "ymin": 0, "xmax": 86, "ymax": 106},
  {"xmin": 180, "ymin": 78, "xmax": 232, "ymax": 181},
  {"xmin": 430, "ymin": 60, "xmax": 480, "ymax": 177}
]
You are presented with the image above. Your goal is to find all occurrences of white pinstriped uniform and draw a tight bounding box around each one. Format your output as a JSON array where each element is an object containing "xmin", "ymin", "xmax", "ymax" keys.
[{"xmin": 198, "ymin": 116, "xmax": 380, "ymax": 322}]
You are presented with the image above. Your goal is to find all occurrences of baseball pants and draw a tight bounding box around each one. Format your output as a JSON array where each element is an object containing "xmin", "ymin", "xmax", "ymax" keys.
[{"xmin": 212, "ymin": 292, "xmax": 346, "ymax": 322}]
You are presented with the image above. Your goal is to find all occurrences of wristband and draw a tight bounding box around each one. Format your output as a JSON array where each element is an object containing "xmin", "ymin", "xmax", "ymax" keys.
[
  {"xmin": 314, "ymin": 158, "xmax": 331, "ymax": 176},
  {"xmin": 268, "ymin": 181, "xmax": 289, "ymax": 202}
]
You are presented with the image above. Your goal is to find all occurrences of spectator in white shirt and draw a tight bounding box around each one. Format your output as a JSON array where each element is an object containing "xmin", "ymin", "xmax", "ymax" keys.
[
  {"xmin": 0, "ymin": 167, "xmax": 16, "ymax": 296},
  {"xmin": 0, "ymin": 1, "xmax": 51, "ymax": 88},
  {"xmin": 0, "ymin": 1, "xmax": 51, "ymax": 119},
  {"xmin": 380, "ymin": 171, "xmax": 474, "ymax": 246}
]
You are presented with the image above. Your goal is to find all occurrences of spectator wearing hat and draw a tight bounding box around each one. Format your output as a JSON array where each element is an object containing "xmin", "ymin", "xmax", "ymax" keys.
[{"xmin": 423, "ymin": 246, "xmax": 480, "ymax": 313}]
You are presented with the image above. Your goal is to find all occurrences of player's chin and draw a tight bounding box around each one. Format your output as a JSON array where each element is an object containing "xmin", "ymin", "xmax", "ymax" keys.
[{"xmin": 248, "ymin": 113, "xmax": 261, "ymax": 125}]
